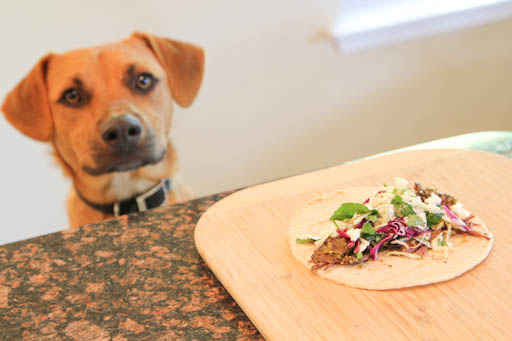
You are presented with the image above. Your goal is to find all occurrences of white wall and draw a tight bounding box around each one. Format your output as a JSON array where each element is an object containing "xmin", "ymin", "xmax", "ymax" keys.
[{"xmin": 1, "ymin": 0, "xmax": 511, "ymax": 244}]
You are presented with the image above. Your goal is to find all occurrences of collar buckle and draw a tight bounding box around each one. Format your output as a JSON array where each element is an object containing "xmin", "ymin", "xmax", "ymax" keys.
[
  {"xmin": 113, "ymin": 202, "xmax": 121, "ymax": 217},
  {"xmin": 135, "ymin": 179, "xmax": 167, "ymax": 212}
]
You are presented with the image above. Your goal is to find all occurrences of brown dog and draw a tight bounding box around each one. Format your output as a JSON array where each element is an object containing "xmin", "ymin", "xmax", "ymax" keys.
[{"xmin": 2, "ymin": 32, "xmax": 204, "ymax": 227}]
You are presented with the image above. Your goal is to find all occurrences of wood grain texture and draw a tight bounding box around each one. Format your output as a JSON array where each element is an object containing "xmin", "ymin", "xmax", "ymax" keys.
[{"xmin": 195, "ymin": 149, "xmax": 512, "ymax": 340}]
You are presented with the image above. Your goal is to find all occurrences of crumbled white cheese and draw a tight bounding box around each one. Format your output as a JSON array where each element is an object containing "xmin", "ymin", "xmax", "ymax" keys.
[
  {"xmin": 450, "ymin": 202, "xmax": 471, "ymax": 219},
  {"xmin": 417, "ymin": 211, "xmax": 427, "ymax": 230},
  {"xmin": 346, "ymin": 228, "xmax": 360, "ymax": 242},
  {"xmin": 403, "ymin": 192, "xmax": 442, "ymax": 215},
  {"xmin": 359, "ymin": 238, "xmax": 370, "ymax": 252},
  {"xmin": 425, "ymin": 193, "xmax": 442, "ymax": 206},
  {"xmin": 387, "ymin": 205, "xmax": 395, "ymax": 220},
  {"xmin": 394, "ymin": 177, "xmax": 409, "ymax": 191},
  {"xmin": 408, "ymin": 196, "xmax": 423, "ymax": 208},
  {"xmin": 426, "ymin": 204, "xmax": 442, "ymax": 214}
]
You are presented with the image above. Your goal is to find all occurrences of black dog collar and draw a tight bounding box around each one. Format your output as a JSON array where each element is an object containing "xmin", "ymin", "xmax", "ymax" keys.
[{"xmin": 76, "ymin": 179, "xmax": 172, "ymax": 217}]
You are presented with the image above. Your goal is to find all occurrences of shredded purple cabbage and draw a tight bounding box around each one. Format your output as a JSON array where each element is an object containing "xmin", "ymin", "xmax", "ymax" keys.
[
  {"xmin": 376, "ymin": 218, "xmax": 424, "ymax": 238},
  {"xmin": 370, "ymin": 234, "xmax": 393, "ymax": 260},
  {"xmin": 355, "ymin": 218, "xmax": 368, "ymax": 229},
  {"xmin": 443, "ymin": 205, "xmax": 469, "ymax": 231}
]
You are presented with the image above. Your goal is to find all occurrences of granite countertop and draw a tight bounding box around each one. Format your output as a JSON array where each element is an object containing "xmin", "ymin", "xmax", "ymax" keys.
[{"xmin": 1, "ymin": 131, "xmax": 511, "ymax": 340}]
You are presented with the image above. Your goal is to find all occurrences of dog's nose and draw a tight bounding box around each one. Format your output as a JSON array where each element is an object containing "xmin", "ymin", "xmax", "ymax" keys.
[{"xmin": 101, "ymin": 114, "xmax": 142, "ymax": 152}]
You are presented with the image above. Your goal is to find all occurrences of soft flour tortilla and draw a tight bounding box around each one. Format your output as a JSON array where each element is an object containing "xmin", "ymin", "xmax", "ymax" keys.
[{"xmin": 288, "ymin": 187, "xmax": 494, "ymax": 290}]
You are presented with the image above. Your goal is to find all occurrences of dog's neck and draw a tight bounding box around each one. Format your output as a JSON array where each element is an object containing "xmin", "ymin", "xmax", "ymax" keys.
[
  {"xmin": 54, "ymin": 141, "xmax": 177, "ymax": 205},
  {"xmin": 106, "ymin": 173, "xmax": 159, "ymax": 200}
]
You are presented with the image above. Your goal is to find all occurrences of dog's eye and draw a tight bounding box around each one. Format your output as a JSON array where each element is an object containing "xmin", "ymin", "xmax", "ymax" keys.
[
  {"xmin": 135, "ymin": 73, "xmax": 156, "ymax": 92},
  {"xmin": 61, "ymin": 88, "xmax": 82, "ymax": 105}
]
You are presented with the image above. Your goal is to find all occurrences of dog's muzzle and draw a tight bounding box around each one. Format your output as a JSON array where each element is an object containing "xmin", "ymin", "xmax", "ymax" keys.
[
  {"xmin": 83, "ymin": 113, "xmax": 165, "ymax": 176},
  {"xmin": 101, "ymin": 114, "xmax": 142, "ymax": 153}
]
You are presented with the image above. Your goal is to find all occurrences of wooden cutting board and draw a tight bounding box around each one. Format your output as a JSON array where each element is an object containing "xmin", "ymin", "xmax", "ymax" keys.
[{"xmin": 195, "ymin": 149, "xmax": 512, "ymax": 340}]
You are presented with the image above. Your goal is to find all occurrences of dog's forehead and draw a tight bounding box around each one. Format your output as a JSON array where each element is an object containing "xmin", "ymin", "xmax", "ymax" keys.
[{"xmin": 46, "ymin": 40, "xmax": 164, "ymax": 88}]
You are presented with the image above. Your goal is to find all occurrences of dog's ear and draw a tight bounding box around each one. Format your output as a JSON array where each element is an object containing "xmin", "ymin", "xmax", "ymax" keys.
[
  {"xmin": 1, "ymin": 54, "xmax": 53, "ymax": 141},
  {"xmin": 132, "ymin": 32, "xmax": 205, "ymax": 107}
]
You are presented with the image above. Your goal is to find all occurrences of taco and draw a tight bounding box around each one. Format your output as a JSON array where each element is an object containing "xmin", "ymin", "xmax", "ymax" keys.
[{"xmin": 288, "ymin": 178, "xmax": 493, "ymax": 290}]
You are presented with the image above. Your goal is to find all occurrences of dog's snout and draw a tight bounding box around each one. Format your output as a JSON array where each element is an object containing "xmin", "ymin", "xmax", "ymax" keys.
[{"xmin": 101, "ymin": 114, "xmax": 142, "ymax": 151}]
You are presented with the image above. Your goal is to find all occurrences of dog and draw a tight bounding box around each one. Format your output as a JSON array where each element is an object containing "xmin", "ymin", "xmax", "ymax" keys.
[{"xmin": 1, "ymin": 32, "xmax": 204, "ymax": 227}]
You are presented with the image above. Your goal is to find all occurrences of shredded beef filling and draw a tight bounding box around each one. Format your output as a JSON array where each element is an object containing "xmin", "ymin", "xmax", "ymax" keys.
[
  {"xmin": 414, "ymin": 182, "xmax": 457, "ymax": 207},
  {"xmin": 310, "ymin": 236, "xmax": 359, "ymax": 270}
]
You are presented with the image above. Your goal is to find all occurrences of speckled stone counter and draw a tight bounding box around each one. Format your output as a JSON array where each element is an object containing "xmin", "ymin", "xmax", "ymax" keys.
[
  {"xmin": 0, "ymin": 192, "xmax": 262, "ymax": 340},
  {"xmin": 1, "ymin": 131, "xmax": 511, "ymax": 340}
]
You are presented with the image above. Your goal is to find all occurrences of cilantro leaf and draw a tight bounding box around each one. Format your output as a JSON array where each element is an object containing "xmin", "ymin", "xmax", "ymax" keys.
[
  {"xmin": 392, "ymin": 195, "xmax": 415, "ymax": 217},
  {"xmin": 361, "ymin": 222, "xmax": 376, "ymax": 237},
  {"xmin": 391, "ymin": 195, "xmax": 403, "ymax": 205},
  {"xmin": 330, "ymin": 203, "xmax": 371, "ymax": 221},
  {"xmin": 426, "ymin": 212, "xmax": 443, "ymax": 228},
  {"xmin": 400, "ymin": 203, "xmax": 415, "ymax": 216},
  {"xmin": 366, "ymin": 209, "xmax": 380, "ymax": 223},
  {"xmin": 407, "ymin": 214, "xmax": 424, "ymax": 227},
  {"xmin": 367, "ymin": 214, "xmax": 378, "ymax": 223},
  {"xmin": 360, "ymin": 222, "xmax": 387, "ymax": 243}
]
